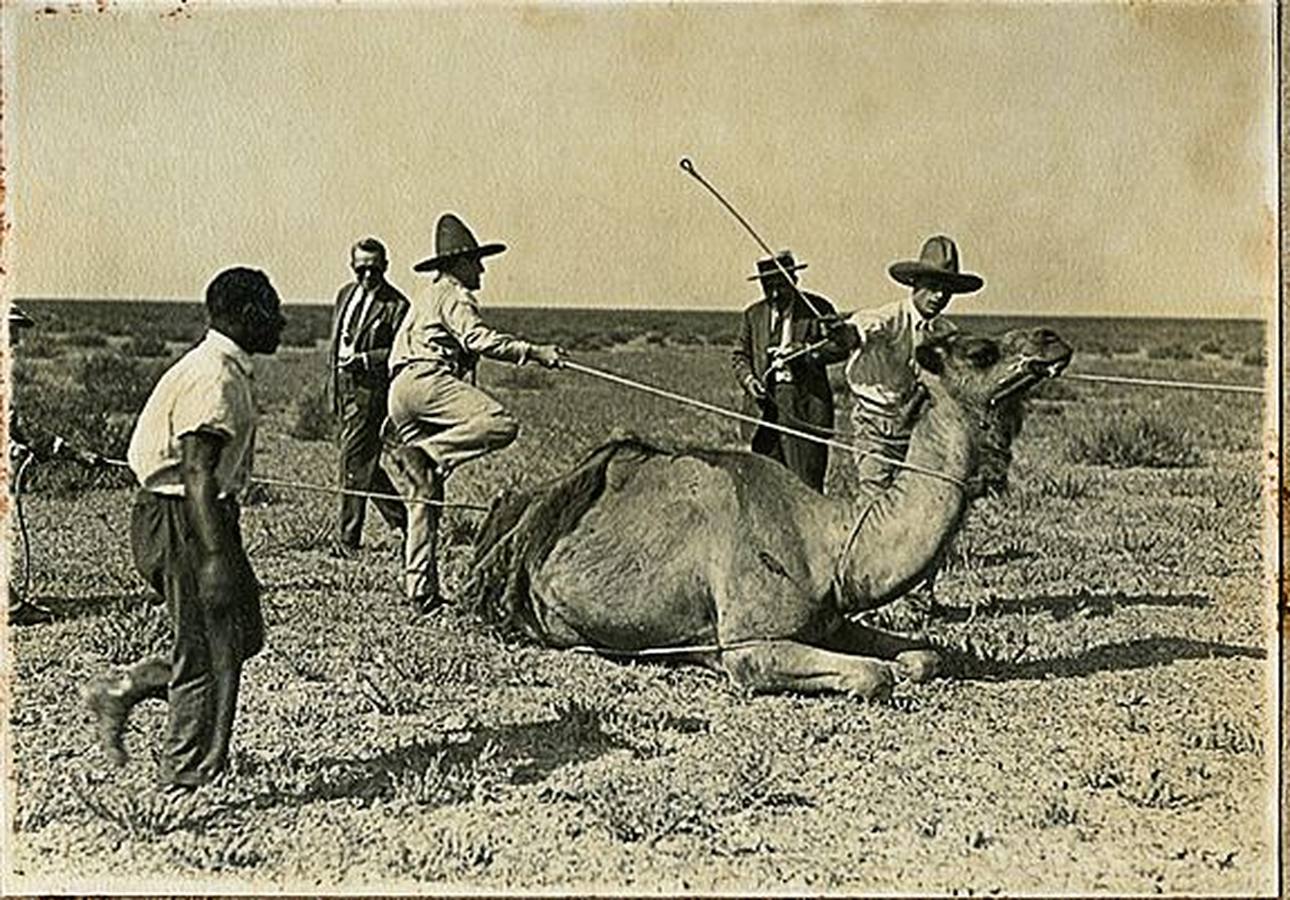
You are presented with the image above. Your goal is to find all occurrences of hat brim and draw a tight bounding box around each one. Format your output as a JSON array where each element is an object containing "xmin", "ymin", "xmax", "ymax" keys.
[
  {"xmin": 746, "ymin": 263, "xmax": 808, "ymax": 281},
  {"xmin": 888, "ymin": 261, "xmax": 983, "ymax": 294},
  {"xmin": 413, "ymin": 242, "xmax": 507, "ymax": 273}
]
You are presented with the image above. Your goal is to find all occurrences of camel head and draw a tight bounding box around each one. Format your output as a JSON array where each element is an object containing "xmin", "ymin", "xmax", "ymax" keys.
[{"xmin": 912, "ymin": 327, "xmax": 1073, "ymax": 496}]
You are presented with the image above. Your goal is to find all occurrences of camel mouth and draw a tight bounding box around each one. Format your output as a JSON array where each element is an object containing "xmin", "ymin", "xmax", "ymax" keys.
[{"xmin": 988, "ymin": 350, "xmax": 1071, "ymax": 408}]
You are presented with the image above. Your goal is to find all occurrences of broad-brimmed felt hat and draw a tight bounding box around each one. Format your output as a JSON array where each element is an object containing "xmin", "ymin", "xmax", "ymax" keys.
[
  {"xmin": 888, "ymin": 236, "xmax": 983, "ymax": 294},
  {"xmin": 413, "ymin": 213, "xmax": 507, "ymax": 273},
  {"xmin": 747, "ymin": 250, "xmax": 808, "ymax": 282},
  {"xmin": 8, "ymin": 305, "xmax": 35, "ymax": 328}
]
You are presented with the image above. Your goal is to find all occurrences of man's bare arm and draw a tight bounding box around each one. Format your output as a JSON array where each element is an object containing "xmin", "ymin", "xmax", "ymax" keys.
[{"xmin": 180, "ymin": 430, "xmax": 242, "ymax": 598}]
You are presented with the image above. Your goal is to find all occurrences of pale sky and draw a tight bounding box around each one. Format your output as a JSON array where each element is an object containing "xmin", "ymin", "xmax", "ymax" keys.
[{"xmin": 4, "ymin": 1, "xmax": 1277, "ymax": 318}]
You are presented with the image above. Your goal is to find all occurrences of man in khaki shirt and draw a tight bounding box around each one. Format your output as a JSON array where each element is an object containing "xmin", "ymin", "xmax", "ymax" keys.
[
  {"xmin": 384, "ymin": 213, "xmax": 563, "ymax": 611},
  {"xmin": 843, "ymin": 235, "xmax": 984, "ymax": 490}
]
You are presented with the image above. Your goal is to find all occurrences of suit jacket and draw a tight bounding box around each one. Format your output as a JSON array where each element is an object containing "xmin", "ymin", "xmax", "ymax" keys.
[
  {"xmin": 731, "ymin": 291, "xmax": 853, "ymax": 442},
  {"xmin": 327, "ymin": 280, "xmax": 410, "ymax": 415}
]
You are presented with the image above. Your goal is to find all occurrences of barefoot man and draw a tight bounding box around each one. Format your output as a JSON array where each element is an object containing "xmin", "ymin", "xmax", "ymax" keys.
[{"xmin": 84, "ymin": 268, "xmax": 285, "ymax": 788}]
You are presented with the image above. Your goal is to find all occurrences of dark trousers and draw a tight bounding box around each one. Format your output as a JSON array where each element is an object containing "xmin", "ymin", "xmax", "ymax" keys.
[
  {"xmin": 123, "ymin": 491, "xmax": 264, "ymax": 787},
  {"xmin": 750, "ymin": 385, "xmax": 830, "ymax": 492},
  {"xmin": 337, "ymin": 384, "xmax": 407, "ymax": 547}
]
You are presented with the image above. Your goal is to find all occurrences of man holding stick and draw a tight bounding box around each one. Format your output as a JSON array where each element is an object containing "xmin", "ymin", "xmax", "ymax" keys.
[{"xmin": 732, "ymin": 250, "xmax": 853, "ymax": 492}]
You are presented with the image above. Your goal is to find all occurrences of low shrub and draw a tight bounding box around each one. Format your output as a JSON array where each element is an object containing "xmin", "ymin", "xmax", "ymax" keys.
[
  {"xmin": 1146, "ymin": 342, "xmax": 1196, "ymax": 362},
  {"xmin": 63, "ymin": 330, "xmax": 109, "ymax": 348},
  {"xmin": 488, "ymin": 365, "xmax": 557, "ymax": 392},
  {"xmin": 1064, "ymin": 414, "xmax": 1201, "ymax": 469},
  {"xmin": 123, "ymin": 333, "xmax": 168, "ymax": 358},
  {"xmin": 288, "ymin": 388, "xmax": 335, "ymax": 442}
]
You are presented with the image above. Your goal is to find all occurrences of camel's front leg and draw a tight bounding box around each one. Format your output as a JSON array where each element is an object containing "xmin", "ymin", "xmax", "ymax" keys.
[
  {"xmin": 823, "ymin": 619, "xmax": 942, "ymax": 683},
  {"xmin": 721, "ymin": 640, "xmax": 897, "ymax": 699}
]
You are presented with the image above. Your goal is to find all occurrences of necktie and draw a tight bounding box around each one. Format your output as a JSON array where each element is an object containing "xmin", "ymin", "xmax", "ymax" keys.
[{"xmin": 342, "ymin": 287, "xmax": 368, "ymax": 349}]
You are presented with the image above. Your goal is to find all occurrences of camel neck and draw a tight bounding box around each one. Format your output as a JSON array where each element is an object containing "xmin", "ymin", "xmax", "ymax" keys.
[{"xmin": 834, "ymin": 398, "xmax": 975, "ymax": 612}]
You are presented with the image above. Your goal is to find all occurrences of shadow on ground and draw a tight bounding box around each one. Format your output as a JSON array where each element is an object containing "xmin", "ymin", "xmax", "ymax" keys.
[
  {"xmin": 953, "ymin": 635, "xmax": 1263, "ymax": 682},
  {"xmin": 35, "ymin": 591, "xmax": 159, "ymax": 623},
  {"xmin": 937, "ymin": 590, "xmax": 1212, "ymax": 623},
  {"xmin": 225, "ymin": 703, "xmax": 634, "ymax": 813}
]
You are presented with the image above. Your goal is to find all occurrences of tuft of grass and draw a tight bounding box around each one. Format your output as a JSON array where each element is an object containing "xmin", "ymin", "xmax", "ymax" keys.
[
  {"xmin": 1185, "ymin": 717, "xmax": 1264, "ymax": 755},
  {"xmin": 1035, "ymin": 795, "xmax": 1082, "ymax": 829},
  {"xmin": 387, "ymin": 739, "xmax": 512, "ymax": 807},
  {"xmin": 123, "ymin": 333, "xmax": 169, "ymax": 358},
  {"xmin": 169, "ymin": 832, "xmax": 266, "ymax": 871},
  {"xmin": 1064, "ymin": 414, "xmax": 1201, "ymax": 469},
  {"xmin": 74, "ymin": 775, "xmax": 231, "ymax": 838},
  {"xmin": 63, "ymin": 330, "xmax": 109, "ymax": 348},
  {"xmin": 1146, "ymin": 342, "xmax": 1196, "ymax": 361},
  {"xmin": 1240, "ymin": 349, "xmax": 1265, "ymax": 368},
  {"xmin": 488, "ymin": 365, "xmax": 557, "ymax": 392},
  {"xmin": 1116, "ymin": 767, "xmax": 1210, "ymax": 810},
  {"xmin": 1030, "ymin": 471, "xmax": 1093, "ymax": 500},
  {"xmin": 392, "ymin": 825, "xmax": 497, "ymax": 881},
  {"xmin": 86, "ymin": 596, "xmax": 171, "ymax": 664}
]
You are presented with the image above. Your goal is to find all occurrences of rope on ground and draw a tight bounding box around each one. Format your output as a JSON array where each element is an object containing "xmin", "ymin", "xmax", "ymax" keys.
[
  {"xmin": 1066, "ymin": 372, "xmax": 1264, "ymax": 395},
  {"xmin": 562, "ymin": 359, "xmax": 967, "ymax": 489},
  {"xmin": 570, "ymin": 638, "xmax": 772, "ymax": 658},
  {"xmin": 97, "ymin": 456, "xmax": 489, "ymax": 510}
]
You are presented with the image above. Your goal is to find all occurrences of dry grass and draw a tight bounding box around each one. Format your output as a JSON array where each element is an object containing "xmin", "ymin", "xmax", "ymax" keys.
[{"xmin": 4, "ymin": 309, "xmax": 1274, "ymax": 895}]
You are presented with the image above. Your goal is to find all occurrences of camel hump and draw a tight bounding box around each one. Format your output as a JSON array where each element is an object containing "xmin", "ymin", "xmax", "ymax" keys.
[{"xmin": 464, "ymin": 434, "xmax": 672, "ymax": 635}]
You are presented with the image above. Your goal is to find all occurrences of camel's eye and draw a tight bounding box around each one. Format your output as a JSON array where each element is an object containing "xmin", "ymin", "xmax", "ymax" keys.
[{"xmin": 966, "ymin": 342, "xmax": 1000, "ymax": 368}]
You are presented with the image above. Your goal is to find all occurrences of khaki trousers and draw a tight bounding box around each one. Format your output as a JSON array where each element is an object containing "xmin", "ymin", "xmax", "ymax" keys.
[
  {"xmin": 386, "ymin": 364, "xmax": 519, "ymax": 600},
  {"xmin": 850, "ymin": 405, "xmax": 911, "ymax": 492}
]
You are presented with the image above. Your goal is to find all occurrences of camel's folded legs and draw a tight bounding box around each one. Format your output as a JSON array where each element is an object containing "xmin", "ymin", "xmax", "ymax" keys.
[
  {"xmin": 720, "ymin": 639, "xmax": 897, "ymax": 699},
  {"xmin": 823, "ymin": 619, "xmax": 942, "ymax": 683}
]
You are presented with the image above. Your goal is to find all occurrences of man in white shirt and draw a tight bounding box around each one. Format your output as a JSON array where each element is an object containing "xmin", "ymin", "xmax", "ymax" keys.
[
  {"xmin": 843, "ymin": 235, "xmax": 984, "ymax": 490},
  {"xmin": 384, "ymin": 213, "xmax": 563, "ymax": 611},
  {"xmin": 83, "ymin": 267, "xmax": 286, "ymax": 789}
]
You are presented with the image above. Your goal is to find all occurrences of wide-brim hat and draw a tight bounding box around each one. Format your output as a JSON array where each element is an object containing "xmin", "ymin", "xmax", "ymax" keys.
[
  {"xmin": 888, "ymin": 235, "xmax": 983, "ymax": 294},
  {"xmin": 8, "ymin": 305, "xmax": 35, "ymax": 328},
  {"xmin": 747, "ymin": 250, "xmax": 808, "ymax": 281},
  {"xmin": 413, "ymin": 213, "xmax": 506, "ymax": 273}
]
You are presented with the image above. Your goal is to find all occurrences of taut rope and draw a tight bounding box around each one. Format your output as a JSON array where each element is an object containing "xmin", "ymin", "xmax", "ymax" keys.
[
  {"xmin": 96, "ymin": 457, "xmax": 489, "ymax": 510},
  {"xmin": 1064, "ymin": 372, "xmax": 1263, "ymax": 395},
  {"xmin": 562, "ymin": 360, "xmax": 967, "ymax": 489}
]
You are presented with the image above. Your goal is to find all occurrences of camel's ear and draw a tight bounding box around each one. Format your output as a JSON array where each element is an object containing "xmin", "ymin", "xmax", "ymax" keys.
[{"xmin": 914, "ymin": 342, "xmax": 945, "ymax": 375}]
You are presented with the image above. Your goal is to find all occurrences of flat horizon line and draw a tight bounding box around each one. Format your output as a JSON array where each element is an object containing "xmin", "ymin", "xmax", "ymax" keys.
[{"xmin": 10, "ymin": 295, "xmax": 1269, "ymax": 324}]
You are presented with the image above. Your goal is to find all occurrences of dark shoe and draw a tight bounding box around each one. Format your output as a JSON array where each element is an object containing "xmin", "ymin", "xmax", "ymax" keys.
[
  {"xmin": 329, "ymin": 539, "xmax": 361, "ymax": 560},
  {"xmin": 83, "ymin": 674, "xmax": 131, "ymax": 767},
  {"xmin": 9, "ymin": 600, "xmax": 55, "ymax": 627}
]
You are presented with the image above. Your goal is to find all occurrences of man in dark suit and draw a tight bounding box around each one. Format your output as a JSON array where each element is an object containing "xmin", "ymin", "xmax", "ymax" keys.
[
  {"xmin": 328, "ymin": 237, "xmax": 409, "ymax": 554},
  {"xmin": 731, "ymin": 251, "xmax": 854, "ymax": 492}
]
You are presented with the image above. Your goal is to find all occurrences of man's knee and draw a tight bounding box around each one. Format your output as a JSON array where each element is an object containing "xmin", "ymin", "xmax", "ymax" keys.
[{"xmin": 481, "ymin": 408, "xmax": 519, "ymax": 449}]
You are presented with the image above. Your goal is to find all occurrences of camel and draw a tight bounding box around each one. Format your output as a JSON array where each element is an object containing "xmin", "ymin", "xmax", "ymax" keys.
[{"xmin": 466, "ymin": 326, "xmax": 1072, "ymax": 699}]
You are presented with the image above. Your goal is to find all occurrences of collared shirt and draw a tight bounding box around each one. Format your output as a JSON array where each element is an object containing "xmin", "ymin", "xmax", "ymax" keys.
[
  {"xmin": 843, "ymin": 296, "xmax": 957, "ymax": 415},
  {"xmin": 388, "ymin": 274, "xmax": 531, "ymax": 379},
  {"xmin": 337, "ymin": 285, "xmax": 374, "ymax": 362},
  {"xmin": 768, "ymin": 300, "xmax": 797, "ymax": 384},
  {"xmin": 127, "ymin": 329, "xmax": 257, "ymax": 498}
]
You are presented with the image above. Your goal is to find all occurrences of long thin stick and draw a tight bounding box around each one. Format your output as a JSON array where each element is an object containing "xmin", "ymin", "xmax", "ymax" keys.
[{"xmin": 679, "ymin": 157, "xmax": 828, "ymax": 320}]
